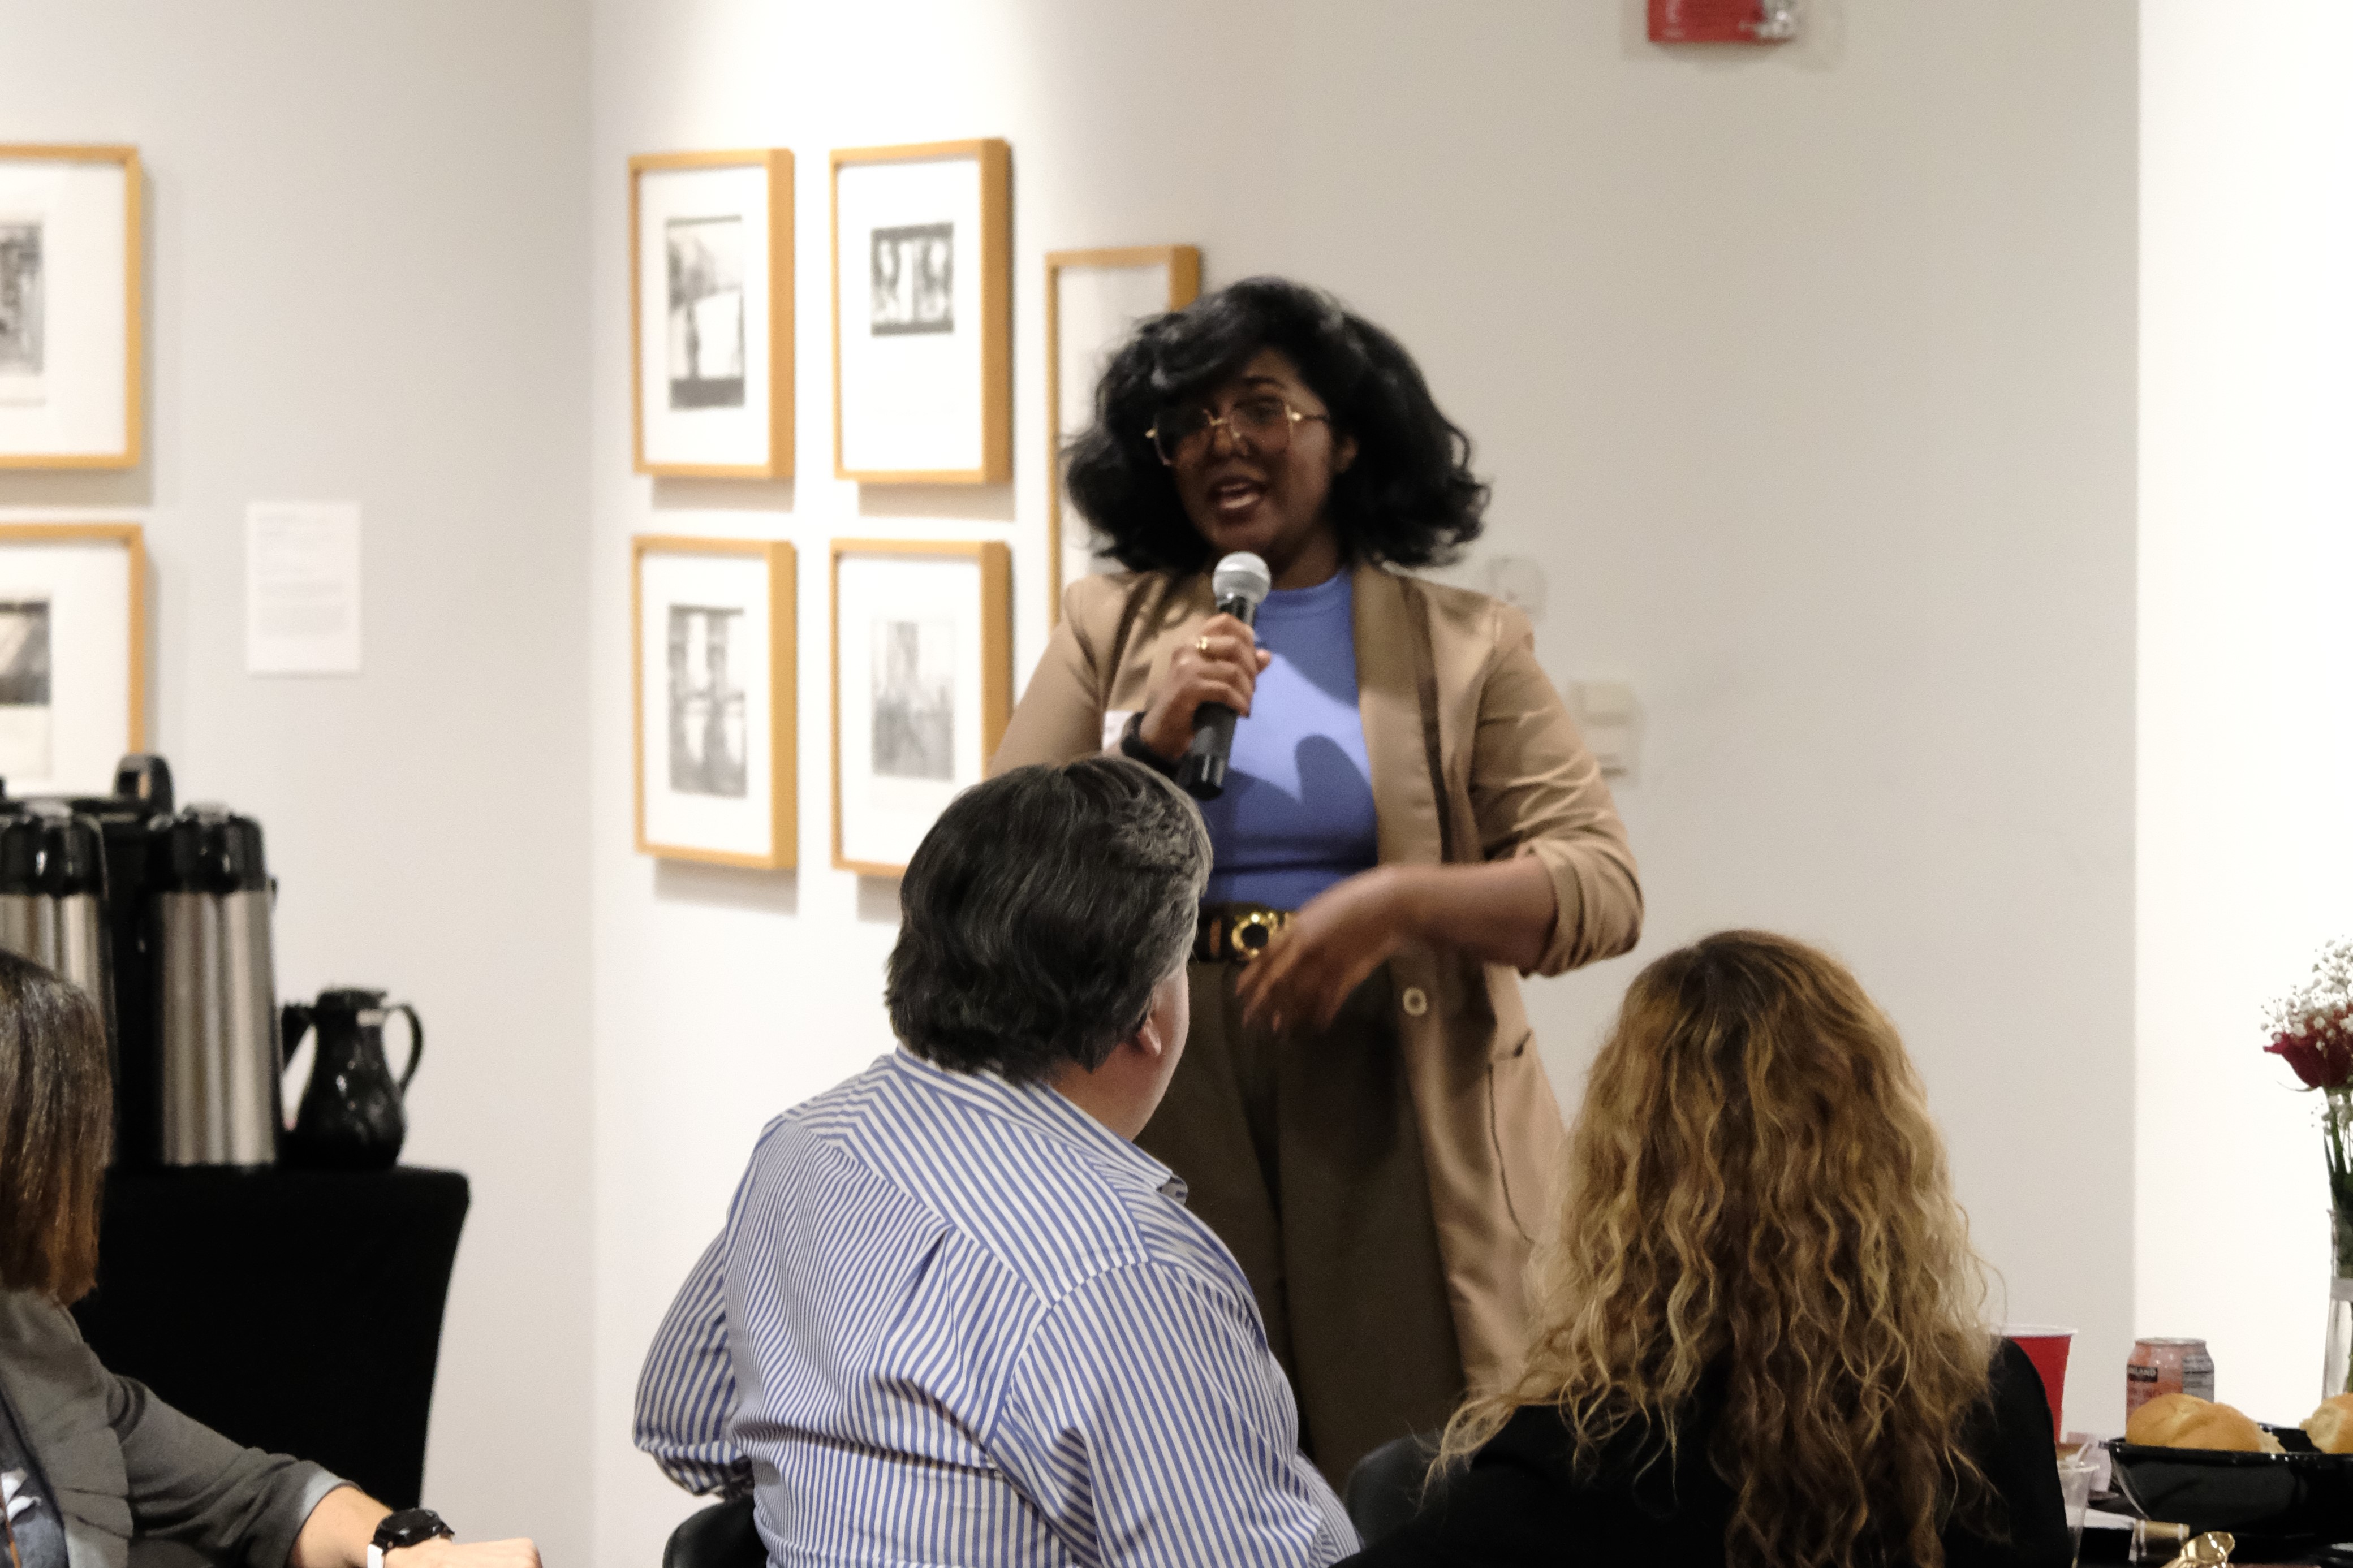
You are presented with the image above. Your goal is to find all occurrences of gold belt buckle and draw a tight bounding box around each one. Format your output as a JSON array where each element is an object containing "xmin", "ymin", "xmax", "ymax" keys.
[{"xmin": 1228, "ymin": 908, "xmax": 1285, "ymax": 962}]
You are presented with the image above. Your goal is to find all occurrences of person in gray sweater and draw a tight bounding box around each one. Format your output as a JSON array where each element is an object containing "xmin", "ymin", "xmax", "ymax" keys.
[{"xmin": 0, "ymin": 950, "xmax": 540, "ymax": 1568}]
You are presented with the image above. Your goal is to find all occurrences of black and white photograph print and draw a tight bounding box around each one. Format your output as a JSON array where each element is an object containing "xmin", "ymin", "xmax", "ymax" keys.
[
  {"xmin": 666, "ymin": 604, "xmax": 748, "ymax": 798},
  {"xmin": 0, "ymin": 599, "xmax": 53, "ymax": 707},
  {"xmin": 0, "ymin": 598, "xmax": 54, "ymax": 779},
  {"xmin": 0, "ymin": 221, "xmax": 44, "ymax": 398},
  {"xmin": 831, "ymin": 141, "xmax": 1007, "ymax": 482},
  {"xmin": 830, "ymin": 539, "xmax": 1007, "ymax": 874},
  {"xmin": 666, "ymin": 215, "xmax": 746, "ymax": 410},
  {"xmin": 632, "ymin": 537, "xmax": 795, "ymax": 867},
  {"xmin": 0, "ymin": 149, "xmax": 138, "ymax": 465},
  {"xmin": 869, "ymin": 617, "xmax": 953, "ymax": 781},
  {"xmin": 869, "ymin": 222, "xmax": 954, "ymax": 336},
  {"xmin": 631, "ymin": 152, "xmax": 792, "ymax": 477}
]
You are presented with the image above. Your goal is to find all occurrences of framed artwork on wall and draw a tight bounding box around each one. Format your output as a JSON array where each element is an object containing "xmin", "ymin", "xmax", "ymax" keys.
[
  {"xmin": 830, "ymin": 140, "xmax": 1011, "ymax": 484},
  {"xmin": 630, "ymin": 150, "xmax": 793, "ymax": 479},
  {"xmin": 0, "ymin": 146, "xmax": 140, "ymax": 470},
  {"xmin": 1045, "ymin": 245, "xmax": 1200, "ymax": 619},
  {"xmin": 0, "ymin": 523, "xmax": 144, "ymax": 794},
  {"xmin": 631, "ymin": 535, "xmax": 796, "ymax": 869},
  {"xmin": 830, "ymin": 539, "xmax": 1010, "ymax": 876}
]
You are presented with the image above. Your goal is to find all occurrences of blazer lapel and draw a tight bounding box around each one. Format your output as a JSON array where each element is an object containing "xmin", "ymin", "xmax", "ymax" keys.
[
  {"xmin": 1353, "ymin": 565, "xmax": 1444, "ymax": 868},
  {"xmin": 0, "ymin": 1296, "xmax": 130, "ymax": 1545}
]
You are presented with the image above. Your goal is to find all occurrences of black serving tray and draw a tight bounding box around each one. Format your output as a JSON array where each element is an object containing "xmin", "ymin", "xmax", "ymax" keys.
[{"xmin": 2106, "ymin": 1426, "xmax": 2353, "ymax": 1557}]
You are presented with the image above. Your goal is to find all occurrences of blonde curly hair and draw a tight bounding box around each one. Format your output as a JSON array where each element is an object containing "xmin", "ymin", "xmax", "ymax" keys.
[{"xmin": 1441, "ymin": 931, "xmax": 1999, "ymax": 1568}]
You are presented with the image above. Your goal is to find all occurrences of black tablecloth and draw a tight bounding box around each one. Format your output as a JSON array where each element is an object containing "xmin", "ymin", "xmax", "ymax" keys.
[{"xmin": 70, "ymin": 1166, "xmax": 469, "ymax": 1509}]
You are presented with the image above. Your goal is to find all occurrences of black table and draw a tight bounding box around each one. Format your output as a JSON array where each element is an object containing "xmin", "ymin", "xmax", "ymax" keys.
[{"xmin": 70, "ymin": 1165, "xmax": 469, "ymax": 1509}]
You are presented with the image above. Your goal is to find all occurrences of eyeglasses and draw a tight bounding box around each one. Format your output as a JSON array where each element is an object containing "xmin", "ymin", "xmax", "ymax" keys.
[{"xmin": 1145, "ymin": 395, "xmax": 1330, "ymax": 467}]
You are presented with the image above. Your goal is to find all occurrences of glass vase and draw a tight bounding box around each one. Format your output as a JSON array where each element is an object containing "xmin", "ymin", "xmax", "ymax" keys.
[
  {"xmin": 2328, "ymin": 1217, "xmax": 2353, "ymax": 1399},
  {"xmin": 2325, "ymin": 1087, "xmax": 2353, "ymax": 1399}
]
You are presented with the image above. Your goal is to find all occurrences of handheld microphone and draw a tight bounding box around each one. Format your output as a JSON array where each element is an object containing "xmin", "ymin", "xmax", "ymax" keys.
[{"xmin": 1178, "ymin": 551, "xmax": 1273, "ymax": 801}]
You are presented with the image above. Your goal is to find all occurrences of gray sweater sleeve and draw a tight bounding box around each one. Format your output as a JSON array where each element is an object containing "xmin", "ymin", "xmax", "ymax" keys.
[{"xmin": 105, "ymin": 1371, "xmax": 347, "ymax": 1568}]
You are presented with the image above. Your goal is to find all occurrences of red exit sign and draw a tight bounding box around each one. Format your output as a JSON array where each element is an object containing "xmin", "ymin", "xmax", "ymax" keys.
[{"xmin": 1649, "ymin": 0, "xmax": 1797, "ymax": 44}]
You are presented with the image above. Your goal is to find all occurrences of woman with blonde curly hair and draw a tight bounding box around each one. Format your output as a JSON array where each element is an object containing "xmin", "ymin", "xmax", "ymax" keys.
[{"xmin": 1342, "ymin": 931, "xmax": 2067, "ymax": 1568}]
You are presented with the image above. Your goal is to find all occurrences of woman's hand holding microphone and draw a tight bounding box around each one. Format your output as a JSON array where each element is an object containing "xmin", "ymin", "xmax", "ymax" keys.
[{"xmin": 1134, "ymin": 613, "xmax": 1270, "ymax": 763}]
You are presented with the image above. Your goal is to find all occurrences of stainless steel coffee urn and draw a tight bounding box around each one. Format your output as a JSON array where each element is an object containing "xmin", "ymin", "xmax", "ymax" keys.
[
  {"xmin": 155, "ymin": 806, "xmax": 281, "ymax": 1167},
  {"xmin": 0, "ymin": 804, "xmax": 113, "ymax": 1031}
]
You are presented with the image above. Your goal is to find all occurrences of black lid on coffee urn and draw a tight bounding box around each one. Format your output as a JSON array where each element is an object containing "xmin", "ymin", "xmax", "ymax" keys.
[
  {"xmin": 0, "ymin": 811, "xmax": 106, "ymax": 899},
  {"xmin": 0, "ymin": 818, "xmax": 43, "ymax": 896},
  {"xmin": 161, "ymin": 809, "xmax": 270, "ymax": 895}
]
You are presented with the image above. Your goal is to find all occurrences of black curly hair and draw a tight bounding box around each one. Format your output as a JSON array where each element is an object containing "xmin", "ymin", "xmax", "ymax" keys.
[{"xmin": 1063, "ymin": 277, "xmax": 1490, "ymax": 576}]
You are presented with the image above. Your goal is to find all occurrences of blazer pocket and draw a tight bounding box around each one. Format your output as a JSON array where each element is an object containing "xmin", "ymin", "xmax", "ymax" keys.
[
  {"xmin": 56, "ymin": 1482, "xmax": 134, "ymax": 1543},
  {"xmin": 1484, "ymin": 1063, "xmax": 1537, "ymax": 1245}
]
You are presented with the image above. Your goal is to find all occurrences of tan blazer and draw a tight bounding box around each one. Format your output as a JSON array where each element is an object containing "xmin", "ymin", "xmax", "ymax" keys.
[{"xmin": 990, "ymin": 563, "xmax": 1643, "ymax": 1391}]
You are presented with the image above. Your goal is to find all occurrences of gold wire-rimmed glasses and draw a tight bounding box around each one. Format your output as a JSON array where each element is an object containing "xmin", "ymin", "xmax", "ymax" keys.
[{"xmin": 1145, "ymin": 395, "xmax": 1330, "ymax": 467}]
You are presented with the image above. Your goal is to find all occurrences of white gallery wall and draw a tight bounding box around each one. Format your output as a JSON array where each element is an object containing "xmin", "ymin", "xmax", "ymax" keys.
[
  {"xmin": 9, "ymin": 2, "xmax": 2242, "ymax": 1560},
  {"xmin": 2140, "ymin": 1, "xmax": 2353, "ymax": 1422},
  {"xmin": 589, "ymin": 3, "xmax": 2137, "ymax": 1561},
  {"xmin": 0, "ymin": 4, "xmax": 596, "ymax": 1560}
]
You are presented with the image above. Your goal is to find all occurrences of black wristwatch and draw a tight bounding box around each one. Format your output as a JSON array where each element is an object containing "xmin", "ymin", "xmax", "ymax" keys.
[
  {"xmin": 1119, "ymin": 711, "xmax": 1180, "ymax": 780},
  {"xmin": 369, "ymin": 1509, "xmax": 454, "ymax": 1568}
]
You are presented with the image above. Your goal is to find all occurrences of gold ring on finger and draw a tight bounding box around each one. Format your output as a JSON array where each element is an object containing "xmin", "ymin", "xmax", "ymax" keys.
[{"xmin": 1196, "ymin": 635, "xmax": 1213, "ymax": 654}]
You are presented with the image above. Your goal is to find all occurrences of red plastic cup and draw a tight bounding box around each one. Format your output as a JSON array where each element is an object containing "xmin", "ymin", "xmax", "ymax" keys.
[{"xmin": 2003, "ymin": 1324, "xmax": 2074, "ymax": 1444}]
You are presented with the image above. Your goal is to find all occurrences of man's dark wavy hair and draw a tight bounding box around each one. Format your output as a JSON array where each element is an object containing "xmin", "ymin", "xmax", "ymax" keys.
[
  {"xmin": 885, "ymin": 758, "xmax": 1210, "ymax": 1083},
  {"xmin": 1063, "ymin": 276, "xmax": 1490, "ymax": 576}
]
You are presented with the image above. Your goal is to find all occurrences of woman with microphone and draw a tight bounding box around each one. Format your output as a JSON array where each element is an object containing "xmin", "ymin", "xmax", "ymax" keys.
[{"xmin": 990, "ymin": 277, "xmax": 1641, "ymax": 1486}]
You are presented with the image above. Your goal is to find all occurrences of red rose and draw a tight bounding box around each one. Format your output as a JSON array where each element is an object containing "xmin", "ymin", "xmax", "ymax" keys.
[{"xmin": 2270, "ymin": 1034, "xmax": 2337, "ymax": 1089}]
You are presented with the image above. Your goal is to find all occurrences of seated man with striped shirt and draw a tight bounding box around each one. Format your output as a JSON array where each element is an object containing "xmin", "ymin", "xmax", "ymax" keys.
[{"xmin": 635, "ymin": 757, "xmax": 1357, "ymax": 1568}]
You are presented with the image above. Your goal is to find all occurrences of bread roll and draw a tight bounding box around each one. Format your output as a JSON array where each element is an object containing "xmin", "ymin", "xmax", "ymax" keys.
[
  {"xmin": 2127, "ymin": 1392, "xmax": 2283, "ymax": 1453},
  {"xmin": 2130, "ymin": 1393, "xmax": 2213, "ymax": 1446},
  {"xmin": 2304, "ymin": 1393, "xmax": 2353, "ymax": 1454}
]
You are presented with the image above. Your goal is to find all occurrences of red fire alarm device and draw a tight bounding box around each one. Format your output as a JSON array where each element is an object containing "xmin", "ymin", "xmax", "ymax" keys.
[{"xmin": 1649, "ymin": 0, "xmax": 1796, "ymax": 44}]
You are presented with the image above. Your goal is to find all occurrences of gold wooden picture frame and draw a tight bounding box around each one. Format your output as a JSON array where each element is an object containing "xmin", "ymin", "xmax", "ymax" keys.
[
  {"xmin": 0, "ymin": 146, "xmax": 142, "ymax": 470},
  {"xmin": 631, "ymin": 535, "xmax": 797, "ymax": 869},
  {"xmin": 1044, "ymin": 245, "xmax": 1201, "ymax": 619},
  {"xmin": 829, "ymin": 538, "xmax": 1010, "ymax": 876},
  {"xmin": 830, "ymin": 140, "xmax": 1011, "ymax": 485},
  {"xmin": 0, "ymin": 523, "xmax": 145, "ymax": 793},
  {"xmin": 629, "ymin": 150, "xmax": 794, "ymax": 479}
]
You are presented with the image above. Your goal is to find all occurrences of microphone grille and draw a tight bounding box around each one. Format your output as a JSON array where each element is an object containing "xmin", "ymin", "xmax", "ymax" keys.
[{"xmin": 1211, "ymin": 552, "xmax": 1273, "ymax": 607}]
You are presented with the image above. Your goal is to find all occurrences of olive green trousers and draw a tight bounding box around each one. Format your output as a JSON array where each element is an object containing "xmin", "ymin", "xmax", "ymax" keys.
[{"xmin": 1137, "ymin": 960, "xmax": 1465, "ymax": 1488}]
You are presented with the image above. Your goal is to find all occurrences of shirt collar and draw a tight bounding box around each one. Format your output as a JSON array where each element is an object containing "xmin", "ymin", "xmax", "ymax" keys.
[
  {"xmin": 887, "ymin": 1049, "xmax": 1187, "ymax": 1202},
  {"xmin": 1254, "ymin": 567, "xmax": 1352, "ymax": 622}
]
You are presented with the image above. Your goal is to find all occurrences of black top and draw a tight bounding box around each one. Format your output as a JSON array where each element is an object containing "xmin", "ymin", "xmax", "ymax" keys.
[{"xmin": 1343, "ymin": 1340, "xmax": 2070, "ymax": 1568}]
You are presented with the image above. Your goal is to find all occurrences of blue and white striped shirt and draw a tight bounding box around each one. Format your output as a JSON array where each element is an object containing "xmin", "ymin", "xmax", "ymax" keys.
[{"xmin": 635, "ymin": 1049, "xmax": 1358, "ymax": 1568}]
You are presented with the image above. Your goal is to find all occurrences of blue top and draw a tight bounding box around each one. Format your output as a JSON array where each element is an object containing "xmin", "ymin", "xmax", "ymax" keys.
[
  {"xmin": 1200, "ymin": 571, "xmax": 1380, "ymax": 908},
  {"xmin": 633, "ymin": 1050, "xmax": 1356, "ymax": 1567}
]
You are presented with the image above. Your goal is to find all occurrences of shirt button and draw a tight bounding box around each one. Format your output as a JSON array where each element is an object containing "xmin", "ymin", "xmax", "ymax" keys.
[{"xmin": 1400, "ymin": 986, "xmax": 1429, "ymax": 1017}]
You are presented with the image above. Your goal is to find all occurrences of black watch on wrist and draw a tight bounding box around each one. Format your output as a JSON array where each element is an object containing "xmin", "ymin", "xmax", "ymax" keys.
[
  {"xmin": 1119, "ymin": 711, "xmax": 1180, "ymax": 780},
  {"xmin": 370, "ymin": 1509, "xmax": 454, "ymax": 1568}
]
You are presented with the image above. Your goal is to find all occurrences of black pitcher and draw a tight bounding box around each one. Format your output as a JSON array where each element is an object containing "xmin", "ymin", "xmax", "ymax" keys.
[{"xmin": 281, "ymin": 988, "xmax": 423, "ymax": 1170}]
